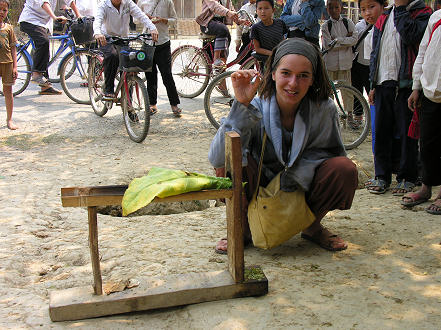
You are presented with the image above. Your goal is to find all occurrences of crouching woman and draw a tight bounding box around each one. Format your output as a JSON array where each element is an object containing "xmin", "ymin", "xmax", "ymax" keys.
[{"xmin": 209, "ymin": 38, "xmax": 358, "ymax": 253}]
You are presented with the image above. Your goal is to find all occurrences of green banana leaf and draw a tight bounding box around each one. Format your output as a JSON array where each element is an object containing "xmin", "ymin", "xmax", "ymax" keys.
[{"xmin": 122, "ymin": 167, "xmax": 232, "ymax": 216}]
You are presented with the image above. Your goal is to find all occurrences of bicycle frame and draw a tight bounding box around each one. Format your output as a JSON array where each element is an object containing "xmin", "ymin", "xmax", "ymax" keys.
[{"xmin": 15, "ymin": 30, "xmax": 76, "ymax": 77}]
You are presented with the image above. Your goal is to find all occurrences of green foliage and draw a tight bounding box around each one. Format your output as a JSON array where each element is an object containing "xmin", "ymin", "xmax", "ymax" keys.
[
  {"xmin": 8, "ymin": 0, "xmax": 25, "ymax": 24},
  {"xmin": 121, "ymin": 167, "xmax": 233, "ymax": 216}
]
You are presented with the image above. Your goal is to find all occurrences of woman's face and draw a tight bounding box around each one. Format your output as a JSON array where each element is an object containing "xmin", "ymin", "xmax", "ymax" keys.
[
  {"xmin": 360, "ymin": 0, "xmax": 384, "ymax": 25},
  {"xmin": 272, "ymin": 54, "xmax": 314, "ymax": 112}
]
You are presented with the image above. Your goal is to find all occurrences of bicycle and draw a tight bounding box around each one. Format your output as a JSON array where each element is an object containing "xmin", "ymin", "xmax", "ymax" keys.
[
  {"xmin": 170, "ymin": 9, "xmax": 257, "ymax": 98},
  {"xmin": 10, "ymin": 11, "xmax": 95, "ymax": 104},
  {"xmin": 87, "ymin": 34, "xmax": 153, "ymax": 143},
  {"xmin": 203, "ymin": 40, "xmax": 370, "ymax": 150}
]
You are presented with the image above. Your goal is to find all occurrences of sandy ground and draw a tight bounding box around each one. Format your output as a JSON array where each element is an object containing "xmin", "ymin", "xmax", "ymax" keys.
[{"xmin": 1, "ymin": 38, "xmax": 440, "ymax": 329}]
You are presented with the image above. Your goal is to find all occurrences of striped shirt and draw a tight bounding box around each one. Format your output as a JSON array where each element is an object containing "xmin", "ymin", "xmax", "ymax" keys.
[{"xmin": 250, "ymin": 19, "xmax": 288, "ymax": 52}]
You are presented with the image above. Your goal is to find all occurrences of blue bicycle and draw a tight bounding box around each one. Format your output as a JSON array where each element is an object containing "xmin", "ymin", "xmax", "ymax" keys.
[{"xmin": 11, "ymin": 13, "xmax": 94, "ymax": 104}]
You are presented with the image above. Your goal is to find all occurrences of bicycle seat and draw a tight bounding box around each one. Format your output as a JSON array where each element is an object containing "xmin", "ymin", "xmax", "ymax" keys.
[
  {"xmin": 251, "ymin": 51, "xmax": 268, "ymax": 64},
  {"xmin": 199, "ymin": 33, "xmax": 216, "ymax": 41}
]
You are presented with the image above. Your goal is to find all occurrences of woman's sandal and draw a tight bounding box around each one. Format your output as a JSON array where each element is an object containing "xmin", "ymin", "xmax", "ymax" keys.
[
  {"xmin": 215, "ymin": 238, "xmax": 228, "ymax": 255},
  {"xmin": 172, "ymin": 107, "xmax": 182, "ymax": 117},
  {"xmin": 366, "ymin": 178, "xmax": 389, "ymax": 194},
  {"xmin": 301, "ymin": 227, "xmax": 348, "ymax": 251},
  {"xmin": 391, "ymin": 180, "xmax": 415, "ymax": 196},
  {"xmin": 214, "ymin": 236, "xmax": 253, "ymax": 255},
  {"xmin": 401, "ymin": 192, "xmax": 429, "ymax": 207},
  {"xmin": 150, "ymin": 106, "xmax": 158, "ymax": 115}
]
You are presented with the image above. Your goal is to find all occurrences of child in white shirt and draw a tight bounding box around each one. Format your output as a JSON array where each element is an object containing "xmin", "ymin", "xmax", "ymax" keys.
[
  {"xmin": 321, "ymin": 0, "xmax": 358, "ymax": 123},
  {"xmin": 93, "ymin": 0, "xmax": 158, "ymax": 97}
]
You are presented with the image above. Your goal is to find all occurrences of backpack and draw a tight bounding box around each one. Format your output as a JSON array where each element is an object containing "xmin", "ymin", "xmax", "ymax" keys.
[{"xmin": 327, "ymin": 17, "xmax": 349, "ymax": 36}]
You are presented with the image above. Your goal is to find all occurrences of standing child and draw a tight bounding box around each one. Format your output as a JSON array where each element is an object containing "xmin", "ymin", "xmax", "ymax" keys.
[
  {"xmin": 0, "ymin": 0, "xmax": 17, "ymax": 130},
  {"xmin": 18, "ymin": 0, "xmax": 82, "ymax": 95},
  {"xmin": 236, "ymin": 0, "xmax": 256, "ymax": 63},
  {"xmin": 321, "ymin": 0, "xmax": 358, "ymax": 126},
  {"xmin": 367, "ymin": 0, "xmax": 431, "ymax": 195},
  {"xmin": 401, "ymin": 9, "xmax": 441, "ymax": 214},
  {"xmin": 250, "ymin": 0, "xmax": 288, "ymax": 59}
]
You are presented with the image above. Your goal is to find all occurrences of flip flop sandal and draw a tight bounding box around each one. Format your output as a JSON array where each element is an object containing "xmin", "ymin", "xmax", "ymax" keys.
[
  {"xmin": 425, "ymin": 200, "xmax": 441, "ymax": 215},
  {"xmin": 172, "ymin": 107, "xmax": 182, "ymax": 117},
  {"xmin": 150, "ymin": 107, "xmax": 158, "ymax": 115},
  {"xmin": 392, "ymin": 181, "xmax": 415, "ymax": 196},
  {"xmin": 401, "ymin": 192, "xmax": 429, "ymax": 207},
  {"xmin": 128, "ymin": 111, "xmax": 139, "ymax": 122},
  {"xmin": 215, "ymin": 238, "xmax": 227, "ymax": 255},
  {"xmin": 301, "ymin": 228, "xmax": 348, "ymax": 251},
  {"xmin": 39, "ymin": 86, "xmax": 62, "ymax": 95},
  {"xmin": 367, "ymin": 178, "xmax": 389, "ymax": 194}
]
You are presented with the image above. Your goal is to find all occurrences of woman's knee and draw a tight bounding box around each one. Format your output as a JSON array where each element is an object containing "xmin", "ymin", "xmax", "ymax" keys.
[{"xmin": 323, "ymin": 157, "xmax": 358, "ymax": 183}]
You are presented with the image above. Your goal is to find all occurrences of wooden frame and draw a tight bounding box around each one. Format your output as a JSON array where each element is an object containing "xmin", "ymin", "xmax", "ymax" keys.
[{"xmin": 49, "ymin": 132, "xmax": 268, "ymax": 322}]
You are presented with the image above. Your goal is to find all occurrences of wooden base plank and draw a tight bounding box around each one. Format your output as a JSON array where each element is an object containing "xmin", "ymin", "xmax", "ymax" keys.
[{"xmin": 49, "ymin": 268, "xmax": 268, "ymax": 322}]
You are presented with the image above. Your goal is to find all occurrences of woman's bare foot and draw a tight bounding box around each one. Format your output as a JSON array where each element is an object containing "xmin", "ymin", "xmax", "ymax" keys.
[
  {"xmin": 7, "ymin": 120, "xmax": 18, "ymax": 130},
  {"xmin": 301, "ymin": 226, "xmax": 347, "ymax": 251}
]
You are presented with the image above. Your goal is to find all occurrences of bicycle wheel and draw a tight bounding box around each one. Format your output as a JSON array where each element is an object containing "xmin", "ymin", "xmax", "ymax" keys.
[
  {"xmin": 10, "ymin": 50, "xmax": 31, "ymax": 96},
  {"xmin": 333, "ymin": 83, "xmax": 370, "ymax": 150},
  {"xmin": 88, "ymin": 55, "xmax": 108, "ymax": 116},
  {"xmin": 240, "ymin": 57, "xmax": 259, "ymax": 70},
  {"xmin": 204, "ymin": 71, "xmax": 234, "ymax": 129},
  {"xmin": 60, "ymin": 49, "xmax": 93, "ymax": 104},
  {"xmin": 171, "ymin": 45, "xmax": 210, "ymax": 98},
  {"xmin": 47, "ymin": 40, "xmax": 72, "ymax": 83},
  {"xmin": 121, "ymin": 75, "xmax": 150, "ymax": 143}
]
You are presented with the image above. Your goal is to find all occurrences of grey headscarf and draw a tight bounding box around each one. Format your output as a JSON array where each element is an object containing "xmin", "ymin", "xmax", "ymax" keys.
[{"xmin": 271, "ymin": 38, "xmax": 318, "ymax": 74}]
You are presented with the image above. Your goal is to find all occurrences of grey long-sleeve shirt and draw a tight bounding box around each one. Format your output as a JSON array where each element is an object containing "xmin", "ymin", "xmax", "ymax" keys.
[{"xmin": 208, "ymin": 96, "xmax": 346, "ymax": 192}]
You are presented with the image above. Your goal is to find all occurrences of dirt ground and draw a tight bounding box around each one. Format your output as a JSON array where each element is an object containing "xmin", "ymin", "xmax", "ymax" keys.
[{"xmin": 0, "ymin": 38, "xmax": 440, "ymax": 329}]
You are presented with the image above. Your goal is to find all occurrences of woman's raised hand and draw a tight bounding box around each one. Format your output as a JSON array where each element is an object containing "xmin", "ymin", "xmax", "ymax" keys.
[{"xmin": 231, "ymin": 69, "xmax": 261, "ymax": 107}]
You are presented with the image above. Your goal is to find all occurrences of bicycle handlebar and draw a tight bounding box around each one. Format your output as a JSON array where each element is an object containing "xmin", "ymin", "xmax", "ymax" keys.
[
  {"xmin": 321, "ymin": 39, "xmax": 338, "ymax": 56},
  {"xmin": 237, "ymin": 8, "xmax": 257, "ymax": 25},
  {"xmin": 107, "ymin": 33, "xmax": 153, "ymax": 46}
]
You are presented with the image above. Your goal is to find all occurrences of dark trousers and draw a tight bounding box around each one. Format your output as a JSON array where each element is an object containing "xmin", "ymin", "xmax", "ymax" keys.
[
  {"xmin": 351, "ymin": 61, "xmax": 370, "ymax": 115},
  {"xmin": 201, "ymin": 19, "xmax": 231, "ymax": 52},
  {"xmin": 287, "ymin": 29, "xmax": 320, "ymax": 48},
  {"xmin": 20, "ymin": 22, "xmax": 50, "ymax": 76},
  {"xmin": 99, "ymin": 43, "xmax": 119, "ymax": 94},
  {"xmin": 374, "ymin": 83, "xmax": 418, "ymax": 184},
  {"xmin": 145, "ymin": 41, "xmax": 180, "ymax": 106},
  {"xmin": 237, "ymin": 32, "xmax": 251, "ymax": 65},
  {"xmin": 420, "ymin": 95, "xmax": 441, "ymax": 186}
]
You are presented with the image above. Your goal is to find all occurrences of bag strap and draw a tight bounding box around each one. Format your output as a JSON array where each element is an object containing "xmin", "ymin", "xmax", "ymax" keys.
[
  {"xmin": 254, "ymin": 130, "xmax": 268, "ymax": 193},
  {"xmin": 328, "ymin": 17, "xmax": 348, "ymax": 36},
  {"xmin": 352, "ymin": 24, "xmax": 373, "ymax": 53},
  {"xmin": 149, "ymin": 0, "xmax": 161, "ymax": 16}
]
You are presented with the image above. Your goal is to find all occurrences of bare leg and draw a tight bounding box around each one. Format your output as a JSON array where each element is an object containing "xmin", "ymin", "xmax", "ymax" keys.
[{"xmin": 3, "ymin": 85, "xmax": 17, "ymax": 130}]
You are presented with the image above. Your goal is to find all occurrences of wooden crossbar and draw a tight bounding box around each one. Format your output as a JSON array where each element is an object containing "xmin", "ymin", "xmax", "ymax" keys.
[
  {"xmin": 61, "ymin": 186, "xmax": 233, "ymax": 207},
  {"xmin": 50, "ymin": 132, "xmax": 268, "ymax": 321}
]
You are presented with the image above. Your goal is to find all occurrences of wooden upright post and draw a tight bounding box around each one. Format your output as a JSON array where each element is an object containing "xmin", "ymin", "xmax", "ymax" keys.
[
  {"xmin": 88, "ymin": 206, "xmax": 103, "ymax": 295},
  {"xmin": 224, "ymin": 131, "xmax": 244, "ymax": 283}
]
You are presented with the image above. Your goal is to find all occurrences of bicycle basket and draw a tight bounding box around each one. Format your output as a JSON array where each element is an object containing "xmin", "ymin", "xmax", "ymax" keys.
[
  {"xmin": 71, "ymin": 17, "xmax": 94, "ymax": 45},
  {"xmin": 119, "ymin": 43, "xmax": 155, "ymax": 72}
]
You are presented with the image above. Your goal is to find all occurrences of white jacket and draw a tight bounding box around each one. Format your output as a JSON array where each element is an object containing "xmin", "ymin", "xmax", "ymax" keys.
[
  {"xmin": 412, "ymin": 9, "xmax": 441, "ymax": 103},
  {"xmin": 94, "ymin": 0, "xmax": 156, "ymax": 37}
]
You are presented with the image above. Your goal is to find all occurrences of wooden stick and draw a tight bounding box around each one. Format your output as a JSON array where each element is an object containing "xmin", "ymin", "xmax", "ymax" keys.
[
  {"xmin": 225, "ymin": 132, "xmax": 244, "ymax": 283},
  {"xmin": 88, "ymin": 206, "xmax": 103, "ymax": 295}
]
